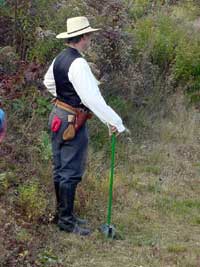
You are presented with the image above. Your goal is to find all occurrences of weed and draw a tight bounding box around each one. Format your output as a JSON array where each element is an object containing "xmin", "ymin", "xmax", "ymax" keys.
[
  {"xmin": 155, "ymin": 197, "xmax": 200, "ymax": 221},
  {"xmin": 16, "ymin": 228, "xmax": 32, "ymax": 243},
  {"xmin": 89, "ymin": 119, "xmax": 108, "ymax": 151},
  {"xmin": 0, "ymin": 171, "xmax": 18, "ymax": 195},
  {"xmin": 133, "ymin": 233, "xmax": 159, "ymax": 247},
  {"xmin": 174, "ymin": 34, "xmax": 200, "ymax": 105},
  {"xmin": 171, "ymin": 2, "xmax": 200, "ymax": 21},
  {"xmin": 12, "ymin": 98, "xmax": 28, "ymax": 114},
  {"xmin": 134, "ymin": 14, "xmax": 181, "ymax": 68},
  {"xmin": 167, "ymin": 244, "xmax": 187, "ymax": 253},
  {"xmin": 151, "ymin": 15, "xmax": 179, "ymax": 68},
  {"xmin": 192, "ymin": 216, "xmax": 200, "ymax": 225},
  {"xmin": 147, "ymin": 180, "xmax": 162, "ymax": 193},
  {"xmin": 108, "ymin": 96, "xmax": 132, "ymax": 118},
  {"xmin": 139, "ymin": 165, "xmax": 161, "ymax": 175},
  {"xmin": 35, "ymin": 97, "xmax": 52, "ymax": 117},
  {"xmin": 134, "ymin": 17, "xmax": 154, "ymax": 52},
  {"xmin": 17, "ymin": 181, "xmax": 47, "ymax": 221},
  {"xmin": 174, "ymin": 36, "xmax": 200, "ymax": 81},
  {"xmin": 36, "ymin": 249, "xmax": 62, "ymax": 265},
  {"xmin": 38, "ymin": 131, "xmax": 52, "ymax": 162},
  {"xmin": 126, "ymin": 0, "xmax": 153, "ymax": 20},
  {"xmin": 0, "ymin": 172, "xmax": 9, "ymax": 195}
]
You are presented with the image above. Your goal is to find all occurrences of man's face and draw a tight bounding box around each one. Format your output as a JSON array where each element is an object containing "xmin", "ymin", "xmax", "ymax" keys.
[{"xmin": 81, "ymin": 33, "xmax": 92, "ymax": 51}]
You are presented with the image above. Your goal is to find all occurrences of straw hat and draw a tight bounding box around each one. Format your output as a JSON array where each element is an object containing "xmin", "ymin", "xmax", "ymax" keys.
[{"xmin": 56, "ymin": 16, "xmax": 100, "ymax": 39}]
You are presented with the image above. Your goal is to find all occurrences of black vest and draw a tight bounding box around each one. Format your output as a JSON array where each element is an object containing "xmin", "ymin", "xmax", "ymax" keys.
[{"xmin": 53, "ymin": 47, "xmax": 83, "ymax": 107}]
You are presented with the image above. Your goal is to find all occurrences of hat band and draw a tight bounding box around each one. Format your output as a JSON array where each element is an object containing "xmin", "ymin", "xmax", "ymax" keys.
[{"xmin": 68, "ymin": 25, "xmax": 90, "ymax": 35}]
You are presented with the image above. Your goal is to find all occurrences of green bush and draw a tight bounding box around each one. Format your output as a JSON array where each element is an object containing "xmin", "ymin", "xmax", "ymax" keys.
[
  {"xmin": 134, "ymin": 17, "xmax": 154, "ymax": 52},
  {"xmin": 27, "ymin": 0, "xmax": 90, "ymax": 63},
  {"xmin": 124, "ymin": 0, "xmax": 164, "ymax": 21},
  {"xmin": 35, "ymin": 96, "xmax": 52, "ymax": 116},
  {"xmin": 133, "ymin": 7, "xmax": 200, "ymax": 105},
  {"xmin": 151, "ymin": 15, "xmax": 179, "ymax": 68},
  {"xmin": 125, "ymin": 0, "xmax": 151, "ymax": 20},
  {"xmin": 134, "ymin": 15, "xmax": 181, "ymax": 68},
  {"xmin": 28, "ymin": 39, "xmax": 64, "ymax": 64},
  {"xmin": 174, "ymin": 36, "xmax": 200, "ymax": 104},
  {"xmin": 1, "ymin": 0, "xmax": 88, "ymax": 60},
  {"xmin": 174, "ymin": 37, "xmax": 200, "ymax": 81},
  {"xmin": 17, "ymin": 182, "xmax": 47, "ymax": 221}
]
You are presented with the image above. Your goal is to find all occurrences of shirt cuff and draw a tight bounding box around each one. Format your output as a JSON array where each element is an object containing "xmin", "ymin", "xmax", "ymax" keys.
[{"xmin": 117, "ymin": 124, "xmax": 126, "ymax": 133}]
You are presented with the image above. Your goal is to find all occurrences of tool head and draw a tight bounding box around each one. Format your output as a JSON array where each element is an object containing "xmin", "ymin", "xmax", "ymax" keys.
[{"xmin": 99, "ymin": 224, "xmax": 116, "ymax": 239}]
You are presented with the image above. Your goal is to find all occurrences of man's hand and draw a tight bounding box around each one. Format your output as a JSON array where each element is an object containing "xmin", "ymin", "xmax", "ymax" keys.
[{"xmin": 108, "ymin": 125, "xmax": 119, "ymax": 136}]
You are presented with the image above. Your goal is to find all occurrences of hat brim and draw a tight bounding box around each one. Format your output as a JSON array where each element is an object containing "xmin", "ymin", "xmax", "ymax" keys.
[{"xmin": 56, "ymin": 27, "xmax": 101, "ymax": 39}]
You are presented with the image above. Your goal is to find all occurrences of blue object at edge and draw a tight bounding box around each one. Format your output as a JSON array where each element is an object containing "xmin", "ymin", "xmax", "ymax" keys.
[{"xmin": 0, "ymin": 109, "xmax": 5, "ymax": 130}]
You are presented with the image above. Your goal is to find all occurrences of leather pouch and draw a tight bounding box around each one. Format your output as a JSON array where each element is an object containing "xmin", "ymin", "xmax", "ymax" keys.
[
  {"xmin": 75, "ymin": 110, "xmax": 92, "ymax": 131},
  {"xmin": 62, "ymin": 115, "xmax": 76, "ymax": 141}
]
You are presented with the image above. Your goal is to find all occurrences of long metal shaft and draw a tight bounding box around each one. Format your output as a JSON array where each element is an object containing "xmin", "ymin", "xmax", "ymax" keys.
[{"xmin": 107, "ymin": 133, "xmax": 116, "ymax": 226}]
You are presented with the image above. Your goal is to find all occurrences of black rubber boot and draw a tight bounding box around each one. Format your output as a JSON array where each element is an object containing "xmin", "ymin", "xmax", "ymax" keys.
[
  {"xmin": 72, "ymin": 214, "xmax": 88, "ymax": 225},
  {"xmin": 57, "ymin": 183, "xmax": 90, "ymax": 236},
  {"xmin": 58, "ymin": 219, "xmax": 90, "ymax": 236}
]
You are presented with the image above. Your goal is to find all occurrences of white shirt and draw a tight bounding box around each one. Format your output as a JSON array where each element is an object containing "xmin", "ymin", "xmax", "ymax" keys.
[{"xmin": 44, "ymin": 56, "xmax": 125, "ymax": 133}]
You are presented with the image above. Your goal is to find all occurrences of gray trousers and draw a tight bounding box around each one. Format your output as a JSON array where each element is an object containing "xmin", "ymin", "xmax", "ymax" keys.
[{"xmin": 48, "ymin": 106, "xmax": 89, "ymax": 188}]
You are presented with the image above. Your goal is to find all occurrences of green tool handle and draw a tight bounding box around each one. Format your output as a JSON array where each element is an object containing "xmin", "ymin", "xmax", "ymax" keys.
[{"xmin": 107, "ymin": 133, "xmax": 116, "ymax": 226}]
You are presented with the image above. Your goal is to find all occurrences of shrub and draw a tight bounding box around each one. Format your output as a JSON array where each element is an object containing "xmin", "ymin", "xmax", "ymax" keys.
[
  {"xmin": 134, "ymin": 15, "xmax": 181, "ymax": 68},
  {"xmin": 85, "ymin": 1, "xmax": 132, "ymax": 73},
  {"xmin": 28, "ymin": 39, "xmax": 64, "ymax": 64},
  {"xmin": 174, "ymin": 35, "xmax": 200, "ymax": 104},
  {"xmin": 134, "ymin": 17, "xmax": 154, "ymax": 52},
  {"xmin": 1, "ymin": 0, "xmax": 88, "ymax": 60},
  {"xmin": 132, "ymin": 4, "xmax": 200, "ymax": 105},
  {"xmin": 125, "ymin": 0, "xmax": 153, "ymax": 20},
  {"xmin": 174, "ymin": 37, "xmax": 200, "ymax": 81},
  {"xmin": 17, "ymin": 182, "xmax": 47, "ymax": 221},
  {"xmin": 150, "ymin": 15, "xmax": 180, "ymax": 68}
]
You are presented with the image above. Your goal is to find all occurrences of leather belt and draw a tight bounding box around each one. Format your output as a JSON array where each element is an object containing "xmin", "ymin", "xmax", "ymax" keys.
[{"xmin": 53, "ymin": 99, "xmax": 77, "ymax": 115}]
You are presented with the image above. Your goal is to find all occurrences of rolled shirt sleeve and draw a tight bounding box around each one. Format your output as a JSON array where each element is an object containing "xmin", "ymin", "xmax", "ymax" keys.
[
  {"xmin": 68, "ymin": 58, "xmax": 125, "ymax": 133},
  {"xmin": 43, "ymin": 59, "xmax": 57, "ymax": 97}
]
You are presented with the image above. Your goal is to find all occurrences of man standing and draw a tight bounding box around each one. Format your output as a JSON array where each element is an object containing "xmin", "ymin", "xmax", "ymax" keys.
[{"xmin": 44, "ymin": 16, "xmax": 125, "ymax": 236}]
